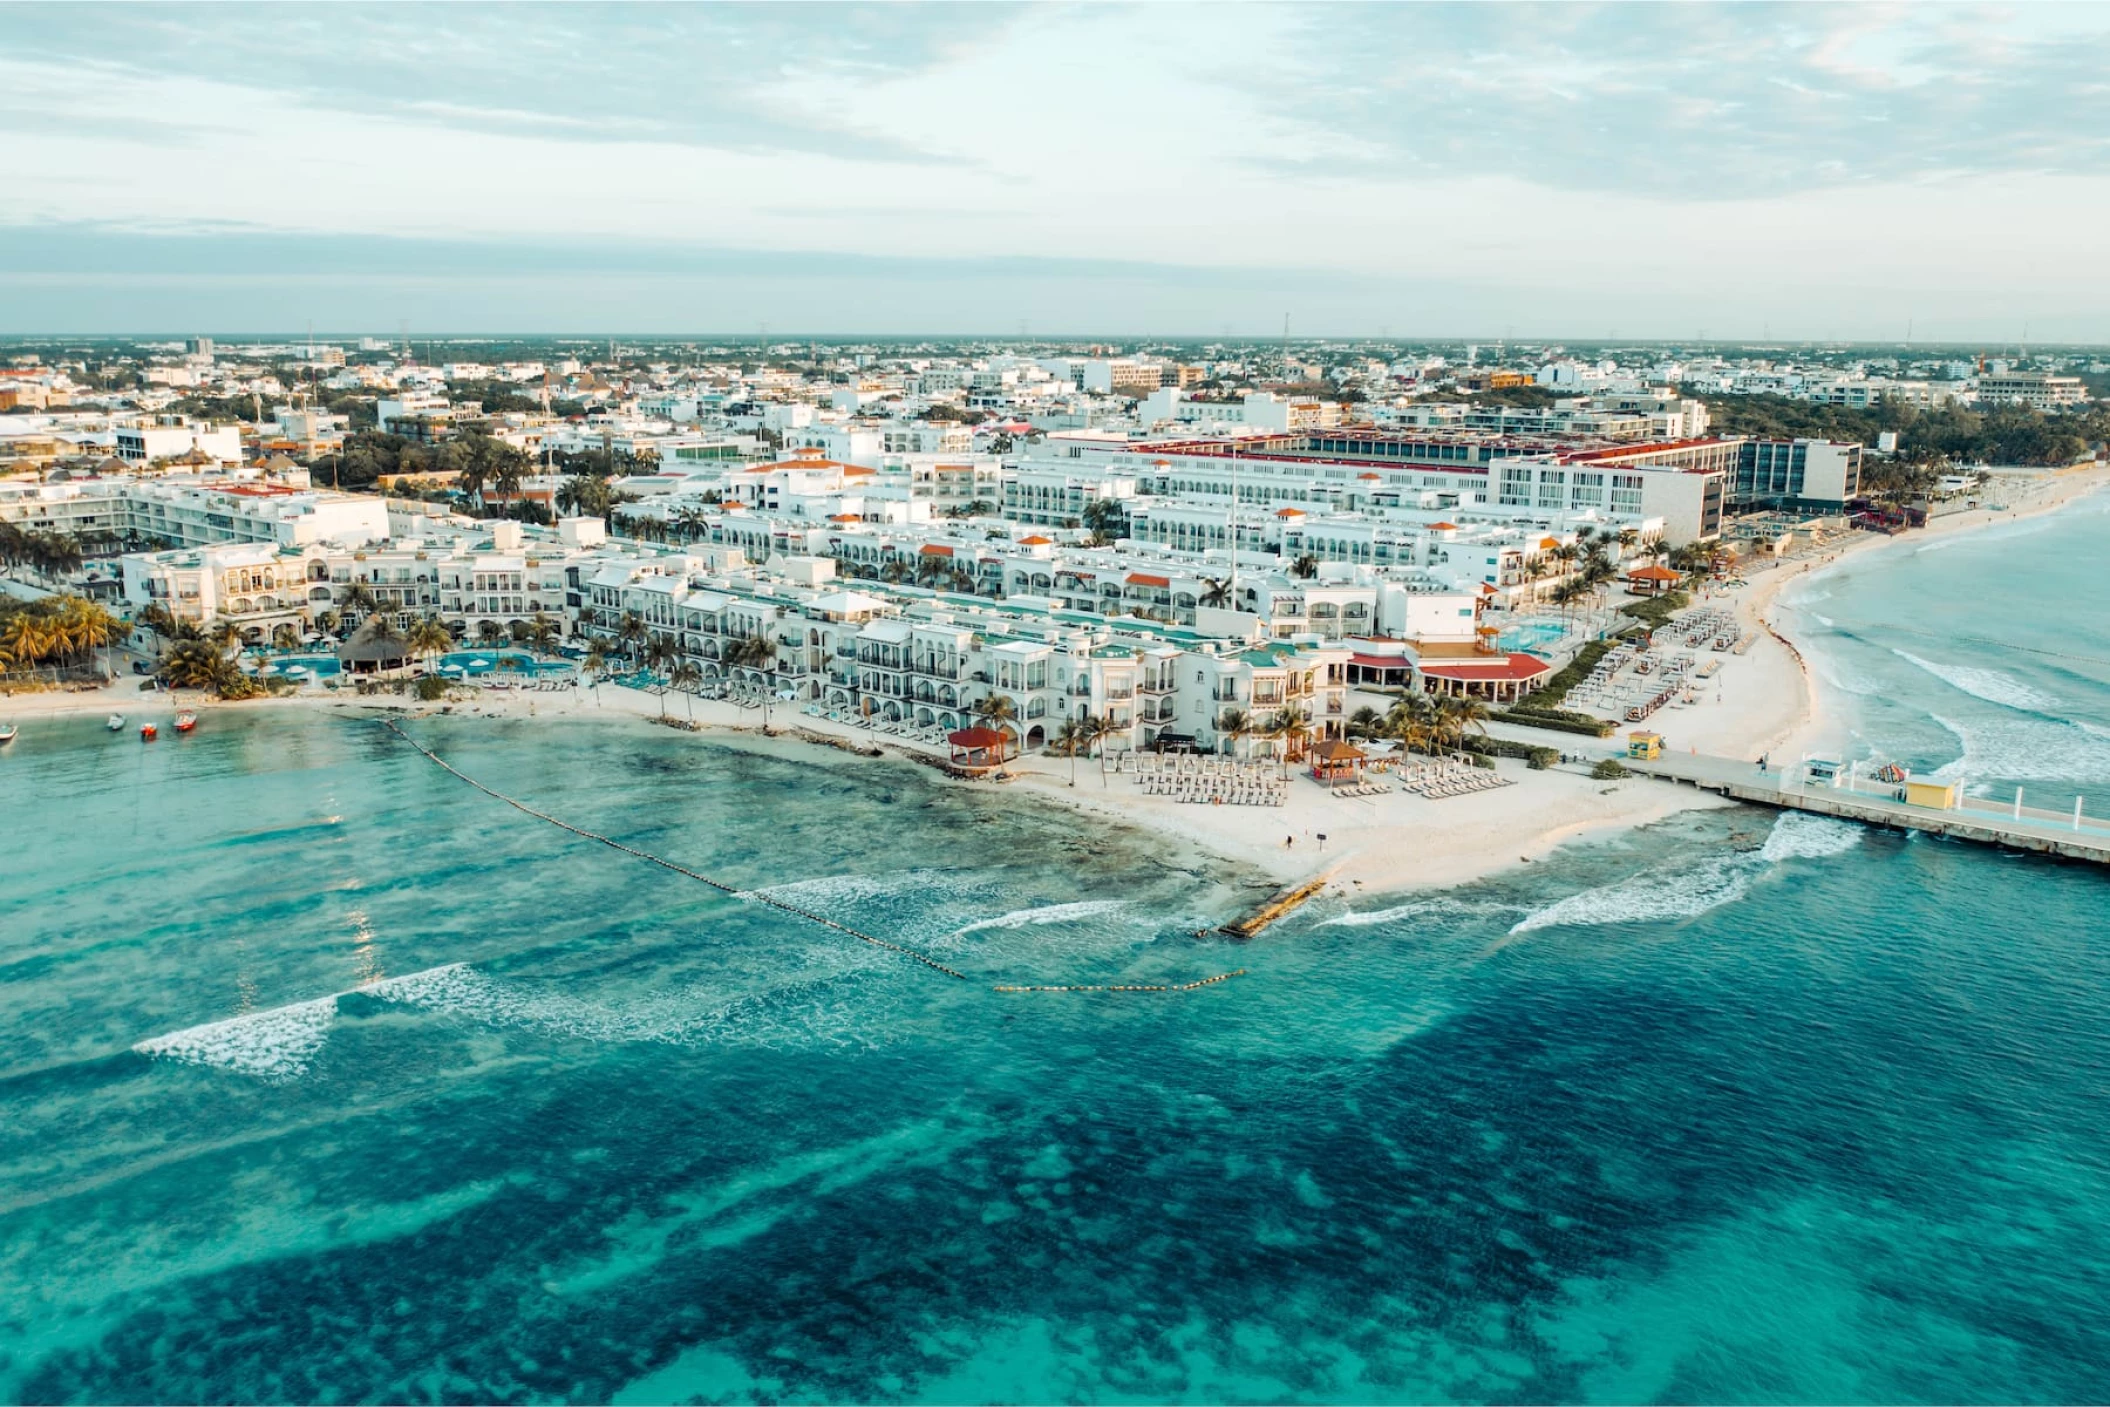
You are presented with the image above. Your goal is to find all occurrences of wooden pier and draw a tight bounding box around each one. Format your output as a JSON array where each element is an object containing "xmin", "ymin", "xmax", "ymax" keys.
[{"xmin": 1629, "ymin": 751, "xmax": 2110, "ymax": 865}]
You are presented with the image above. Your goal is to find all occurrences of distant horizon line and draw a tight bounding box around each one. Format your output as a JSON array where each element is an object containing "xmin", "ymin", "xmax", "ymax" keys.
[{"xmin": 4, "ymin": 333, "xmax": 2104, "ymax": 352}]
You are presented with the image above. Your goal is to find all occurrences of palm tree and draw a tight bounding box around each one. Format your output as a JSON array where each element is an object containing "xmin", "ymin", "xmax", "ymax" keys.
[
  {"xmin": 339, "ymin": 580, "xmax": 379, "ymax": 627},
  {"xmin": 583, "ymin": 647, "xmax": 606, "ymax": 704},
  {"xmin": 1216, "ymin": 705, "xmax": 1252, "ymax": 759},
  {"xmin": 1054, "ymin": 715, "xmax": 1090, "ymax": 786},
  {"xmin": 644, "ymin": 633, "xmax": 679, "ymax": 717},
  {"xmin": 477, "ymin": 619, "xmax": 505, "ymax": 646},
  {"xmin": 1199, "ymin": 576, "xmax": 1231, "ymax": 609},
  {"xmin": 524, "ymin": 612, "xmax": 560, "ymax": 658},
  {"xmin": 1266, "ymin": 705, "xmax": 1311, "ymax": 774},
  {"xmin": 616, "ymin": 611, "xmax": 649, "ymax": 666},
  {"xmin": 160, "ymin": 638, "xmax": 230, "ymax": 694},
  {"xmin": 407, "ymin": 616, "xmax": 453, "ymax": 677},
  {"xmin": 1084, "ymin": 711, "xmax": 1118, "ymax": 785},
  {"xmin": 722, "ymin": 634, "xmax": 779, "ymax": 725},
  {"xmin": 270, "ymin": 622, "xmax": 301, "ymax": 652},
  {"xmin": 972, "ymin": 693, "xmax": 1017, "ymax": 764},
  {"xmin": 670, "ymin": 661, "xmax": 702, "ymax": 719},
  {"xmin": 1291, "ymin": 553, "xmax": 1319, "ymax": 580},
  {"xmin": 1433, "ymin": 694, "xmax": 1490, "ymax": 754}
]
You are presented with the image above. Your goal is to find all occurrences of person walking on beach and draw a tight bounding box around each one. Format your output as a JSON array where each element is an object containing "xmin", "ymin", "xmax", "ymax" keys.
[{"xmin": 1285, "ymin": 834, "xmax": 1294, "ymax": 849}]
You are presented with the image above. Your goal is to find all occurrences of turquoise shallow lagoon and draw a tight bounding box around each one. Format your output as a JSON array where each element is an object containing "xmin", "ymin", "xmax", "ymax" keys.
[{"xmin": 5, "ymin": 507, "xmax": 2110, "ymax": 1402}]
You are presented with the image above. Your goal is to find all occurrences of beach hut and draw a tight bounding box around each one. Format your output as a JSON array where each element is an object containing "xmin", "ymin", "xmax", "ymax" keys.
[
  {"xmin": 947, "ymin": 726, "xmax": 1008, "ymax": 772},
  {"xmin": 1625, "ymin": 564, "xmax": 1684, "ymax": 596},
  {"xmin": 335, "ymin": 620, "xmax": 412, "ymax": 675},
  {"xmin": 1626, "ymin": 730, "xmax": 1663, "ymax": 760},
  {"xmin": 1308, "ymin": 738, "xmax": 1368, "ymax": 784},
  {"xmin": 1905, "ymin": 778, "xmax": 1961, "ymax": 810}
]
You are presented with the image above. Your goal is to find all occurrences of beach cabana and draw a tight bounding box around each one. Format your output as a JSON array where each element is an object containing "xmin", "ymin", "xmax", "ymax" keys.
[
  {"xmin": 1308, "ymin": 738, "xmax": 1368, "ymax": 784},
  {"xmin": 947, "ymin": 726, "xmax": 1008, "ymax": 772},
  {"xmin": 336, "ymin": 621, "xmax": 412, "ymax": 675},
  {"xmin": 1625, "ymin": 564, "xmax": 1683, "ymax": 596}
]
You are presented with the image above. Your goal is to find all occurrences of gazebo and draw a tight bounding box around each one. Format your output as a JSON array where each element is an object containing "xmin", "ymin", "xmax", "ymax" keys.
[
  {"xmin": 336, "ymin": 620, "xmax": 412, "ymax": 675},
  {"xmin": 1308, "ymin": 738, "xmax": 1368, "ymax": 784},
  {"xmin": 1625, "ymin": 563, "xmax": 1684, "ymax": 596},
  {"xmin": 947, "ymin": 726, "xmax": 1009, "ymax": 772}
]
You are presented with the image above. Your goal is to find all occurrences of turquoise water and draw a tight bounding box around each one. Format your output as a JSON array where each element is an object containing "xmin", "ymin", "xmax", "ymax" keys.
[
  {"xmin": 1780, "ymin": 491, "xmax": 2110, "ymax": 813},
  {"xmin": 5, "ymin": 506, "xmax": 2110, "ymax": 1402},
  {"xmin": 260, "ymin": 654, "xmax": 342, "ymax": 677},
  {"xmin": 1499, "ymin": 619, "xmax": 1573, "ymax": 654},
  {"xmin": 439, "ymin": 650, "xmax": 574, "ymax": 676}
]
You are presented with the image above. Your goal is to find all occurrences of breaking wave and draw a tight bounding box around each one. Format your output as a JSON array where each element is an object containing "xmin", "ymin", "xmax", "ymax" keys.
[
  {"xmin": 950, "ymin": 899, "xmax": 1129, "ymax": 936},
  {"xmin": 1930, "ymin": 714, "xmax": 2110, "ymax": 787},
  {"xmin": 1508, "ymin": 812, "xmax": 1862, "ymax": 935},
  {"xmin": 133, "ymin": 996, "xmax": 338, "ymax": 1082},
  {"xmin": 1322, "ymin": 896, "xmax": 1532, "ymax": 929},
  {"xmin": 1896, "ymin": 651, "xmax": 2057, "ymax": 712},
  {"xmin": 1759, "ymin": 812, "xmax": 1864, "ymax": 862}
]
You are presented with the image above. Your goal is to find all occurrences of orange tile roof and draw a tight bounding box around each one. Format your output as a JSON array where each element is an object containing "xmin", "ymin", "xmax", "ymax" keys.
[
  {"xmin": 920, "ymin": 544, "xmax": 954, "ymax": 557},
  {"xmin": 1126, "ymin": 572, "xmax": 1170, "ymax": 588}
]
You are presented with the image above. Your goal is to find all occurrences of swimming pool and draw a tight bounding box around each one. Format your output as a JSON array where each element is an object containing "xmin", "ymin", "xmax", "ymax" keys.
[
  {"xmin": 437, "ymin": 650, "xmax": 574, "ymax": 676},
  {"xmin": 1498, "ymin": 619, "xmax": 1572, "ymax": 653},
  {"xmin": 260, "ymin": 654, "xmax": 342, "ymax": 678}
]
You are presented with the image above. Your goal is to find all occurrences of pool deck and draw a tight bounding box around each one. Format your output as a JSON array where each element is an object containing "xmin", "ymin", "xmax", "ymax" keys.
[{"xmin": 1630, "ymin": 750, "xmax": 2110, "ymax": 866}]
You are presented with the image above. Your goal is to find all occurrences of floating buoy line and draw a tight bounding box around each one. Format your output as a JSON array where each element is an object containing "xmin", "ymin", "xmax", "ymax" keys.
[{"xmin": 382, "ymin": 720, "xmax": 1247, "ymax": 996}]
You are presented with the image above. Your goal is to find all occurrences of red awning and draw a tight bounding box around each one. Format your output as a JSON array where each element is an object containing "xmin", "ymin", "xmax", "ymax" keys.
[
  {"xmin": 948, "ymin": 727, "xmax": 1006, "ymax": 748},
  {"xmin": 1419, "ymin": 654, "xmax": 1553, "ymax": 682},
  {"xmin": 1126, "ymin": 572, "xmax": 1170, "ymax": 588},
  {"xmin": 1348, "ymin": 653, "xmax": 1414, "ymax": 671},
  {"xmin": 919, "ymin": 544, "xmax": 954, "ymax": 557}
]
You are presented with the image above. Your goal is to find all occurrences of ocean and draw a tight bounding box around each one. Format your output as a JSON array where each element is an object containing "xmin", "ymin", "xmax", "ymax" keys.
[{"xmin": 3, "ymin": 504, "xmax": 2108, "ymax": 1403}]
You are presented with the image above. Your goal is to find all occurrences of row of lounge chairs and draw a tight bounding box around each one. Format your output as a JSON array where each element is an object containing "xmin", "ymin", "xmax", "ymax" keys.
[{"xmin": 1138, "ymin": 774, "xmax": 1287, "ymax": 806}]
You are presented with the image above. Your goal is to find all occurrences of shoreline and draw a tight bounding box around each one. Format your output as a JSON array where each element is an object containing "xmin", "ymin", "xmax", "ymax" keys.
[{"xmin": 11, "ymin": 462, "xmax": 2105, "ymax": 906}]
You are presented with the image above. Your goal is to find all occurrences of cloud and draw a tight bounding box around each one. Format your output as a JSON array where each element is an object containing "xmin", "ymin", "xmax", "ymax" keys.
[
  {"xmin": 1238, "ymin": 3, "xmax": 2110, "ymax": 195},
  {"xmin": 1, "ymin": 1, "xmax": 1021, "ymax": 163}
]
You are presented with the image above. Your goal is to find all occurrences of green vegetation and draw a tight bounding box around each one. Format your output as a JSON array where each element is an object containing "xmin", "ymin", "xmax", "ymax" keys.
[
  {"xmin": 1494, "ymin": 708, "xmax": 1613, "ymax": 738},
  {"xmin": 1517, "ymin": 639, "xmax": 1614, "ymax": 710},
  {"xmin": 1619, "ymin": 589, "xmax": 1691, "ymax": 629},
  {"xmin": 0, "ymin": 594, "xmax": 119, "ymax": 678},
  {"xmin": 1591, "ymin": 758, "xmax": 1633, "ymax": 781},
  {"xmin": 1700, "ymin": 393, "xmax": 2107, "ymax": 470},
  {"xmin": 1462, "ymin": 736, "xmax": 1561, "ymax": 769}
]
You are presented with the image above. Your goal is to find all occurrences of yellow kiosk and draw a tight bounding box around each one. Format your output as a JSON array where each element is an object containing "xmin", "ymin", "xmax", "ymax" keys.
[{"xmin": 1626, "ymin": 731, "xmax": 1663, "ymax": 761}]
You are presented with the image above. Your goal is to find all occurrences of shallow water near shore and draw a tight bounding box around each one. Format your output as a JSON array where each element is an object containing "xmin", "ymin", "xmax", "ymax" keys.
[
  {"xmin": 1780, "ymin": 488, "xmax": 2110, "ymax": 813},
  {"xmin": 5, "ymin": 700, "xmax": 2110, "ymax": 1404}
]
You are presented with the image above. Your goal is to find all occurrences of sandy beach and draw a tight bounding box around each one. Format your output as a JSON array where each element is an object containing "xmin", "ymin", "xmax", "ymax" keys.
[{"xmin": 10, "ymin": 460, "xmax": 2106, "ymax": 903}]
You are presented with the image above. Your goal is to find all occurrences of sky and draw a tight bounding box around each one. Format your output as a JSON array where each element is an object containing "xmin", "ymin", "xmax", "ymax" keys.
[{"xmin": 4, "ymin": 1, "xmax": 2109, "ymax": 340}]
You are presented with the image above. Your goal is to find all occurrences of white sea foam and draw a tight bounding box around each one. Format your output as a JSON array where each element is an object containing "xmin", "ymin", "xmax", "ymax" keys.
[
  {"xmin": 1895, "ymin": 651, "xmax": 2056, "ymax": 712},
  {"xmin": 1759, "ymin": 812, "xmax": 1863, "ymax": 862},
  {"xmin": 1509, "ymin": 812, "xmax": 1862, "ymax": 935},
  {"xmin": 365, "ymin": 961, "xmax": 883, "ymax": 1051},
  {"xmin": 741, "ymin": 868, "xmax": 991, "ymax": 912},
  {"xmin": 1321, "ymin": 896, "xmax": 1532, "ymax": 929},
  {"xmin": 1930, "ymin": 713, "xmax": 2110, "ymax": 786},
  {"xmin": 950, "ymin": 899, "xmax": 1129, "ymax": 935},
  {"xmin": 1508, "ymin": 855, "xmax": 1753, "ymax": 934},
  {"xmin": 134, "ymin": 996, "xmax": 339, "ymax": 1082}
]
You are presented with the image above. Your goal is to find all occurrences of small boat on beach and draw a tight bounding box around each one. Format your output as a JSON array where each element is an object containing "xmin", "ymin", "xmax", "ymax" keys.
[
  {"xmin": 173, "ymin": 710, "xmax": 198, "ymax": 734},
  {"xmin": 140, "ymin": 723, "xmax": 158, "ymax": 741},
  {"xmin": 107, "ymin": 713, "xmax": 126, "ymax": 731}
]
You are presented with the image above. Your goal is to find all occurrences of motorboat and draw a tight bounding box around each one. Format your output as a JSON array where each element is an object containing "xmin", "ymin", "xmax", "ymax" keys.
[
  {"xmin": 107, "ymin": 713, "xmax": 126, "ymax": 731},
  {"xmin": 174, "ymin": 710, "xmax": 198, "ymax": 734},
  {"xmin": 0, "ymin": 724, "xmax": 17, "ymax": 745},
  {"xmin": 140, "ymin": 723, "xmax": 158, "ymax": 741}
]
